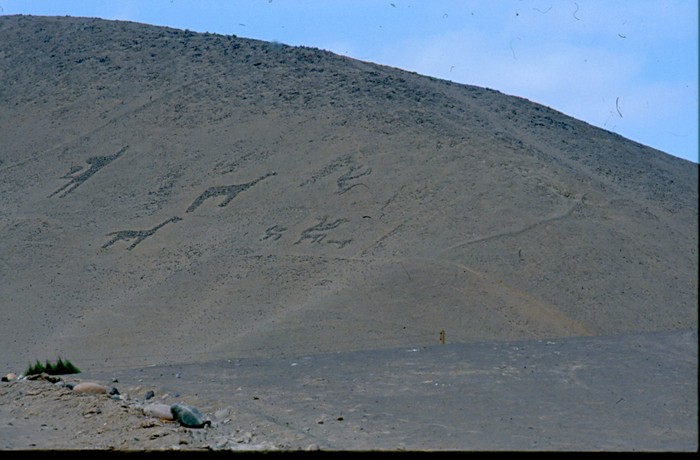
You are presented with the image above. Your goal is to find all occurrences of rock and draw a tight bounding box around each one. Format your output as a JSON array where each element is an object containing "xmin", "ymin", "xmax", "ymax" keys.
[
  {"xmin": 170, "ymin": 403, "xmax": 211, "ymax": 428},
  {"xmin": 72, "ymin": 382, "xmax": 108, "ymax": 394},
  {"xmin": 144, "ymin": 390, "xmax": 155, "ymax": 401},
  {"xmin": 214, "ymin": 407, "xmax": 230, "ymax": 420},
  {"xmin": 26, "ymin": 373, "xmax": 62, "ymax": 383},
  {"xmin": 1, "ymin": 373, "xmax": 18, "ymax": 382},
  {"xmin": 216, "ymin": 439, "xmax": 230, "ymax": 449},
  {"xmin": 143, "ymin": 403, "xmax": 175, "ymax": 421}
]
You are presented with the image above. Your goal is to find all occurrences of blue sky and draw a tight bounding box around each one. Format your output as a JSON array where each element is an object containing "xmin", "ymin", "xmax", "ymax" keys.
[{"xmin": 2, "ymin": 0, "xmax": 698, "ymax": 163}]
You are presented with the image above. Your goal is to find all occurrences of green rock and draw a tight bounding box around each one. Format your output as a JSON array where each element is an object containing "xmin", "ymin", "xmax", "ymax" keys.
[{"xmin": 170, "ymin": 403, "xmax": 211, "ymax": 428}]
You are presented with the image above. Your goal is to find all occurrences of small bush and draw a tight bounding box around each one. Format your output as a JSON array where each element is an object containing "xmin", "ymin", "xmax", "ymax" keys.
[{"xmin": 25, "ymin": 357, "xmax": 80, "ymax": 376}]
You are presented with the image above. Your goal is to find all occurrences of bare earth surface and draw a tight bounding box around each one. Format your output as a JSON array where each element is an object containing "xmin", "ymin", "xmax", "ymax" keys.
[
  {"xmin": 0, "ymin": 15, "xmax": 697, "ymax": 452},
  {"xmin": 2, "ymin": 329, "xmax": 697, "ymax": 452}
]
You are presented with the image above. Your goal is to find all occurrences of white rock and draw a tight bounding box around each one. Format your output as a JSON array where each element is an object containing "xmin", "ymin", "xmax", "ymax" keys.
[
  {"xmin": 143, "ymin": 403, "xmax": 175, "ymax": 420},
  {"xmin": 2, "ymin": 373, "xmax": 18, "ymax": 382}
]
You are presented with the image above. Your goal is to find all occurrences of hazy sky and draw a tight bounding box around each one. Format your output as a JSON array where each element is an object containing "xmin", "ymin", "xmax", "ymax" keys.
[{"xmin": 2, "ymin": 0, "xmax": 698, "ymax": 163}]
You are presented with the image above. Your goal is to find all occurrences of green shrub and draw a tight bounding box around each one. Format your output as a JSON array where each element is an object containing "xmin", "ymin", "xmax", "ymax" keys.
[{"xmin": 25, "ymin": 357, "xmax": 80, "ymax": 376}]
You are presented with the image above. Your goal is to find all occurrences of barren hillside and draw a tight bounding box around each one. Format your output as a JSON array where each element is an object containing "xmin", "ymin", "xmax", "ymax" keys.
[{"xmin": 0, "ymin": 15, "xmax": 697, "ymax": 372}]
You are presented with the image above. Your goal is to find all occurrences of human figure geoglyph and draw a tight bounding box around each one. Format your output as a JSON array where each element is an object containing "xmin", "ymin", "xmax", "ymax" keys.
[{"xmin": 50, "ymin": 146, "xmax": 128, "ymax": 198}]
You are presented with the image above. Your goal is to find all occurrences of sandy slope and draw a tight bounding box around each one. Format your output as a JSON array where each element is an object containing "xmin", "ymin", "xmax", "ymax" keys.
[{"xmin": 0, "ymin": 15, "xmax": 697, "ymax": 451}]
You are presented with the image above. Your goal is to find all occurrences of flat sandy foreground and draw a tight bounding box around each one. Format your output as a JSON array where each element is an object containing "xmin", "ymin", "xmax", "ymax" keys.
[{"xmin": 0, "ymin": 329, "xmax": 697, "ymax": 452}]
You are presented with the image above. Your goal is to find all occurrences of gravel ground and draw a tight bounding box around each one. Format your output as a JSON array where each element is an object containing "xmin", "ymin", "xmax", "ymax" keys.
[{"xmin": 2, "ymin": 329, "xmax": 697, "ymax": 452}]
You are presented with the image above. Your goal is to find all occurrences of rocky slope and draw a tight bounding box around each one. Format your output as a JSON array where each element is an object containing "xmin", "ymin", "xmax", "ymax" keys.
[{"xmin": 0, "ymin": 15, "xmax": 696, "ymax": 374}]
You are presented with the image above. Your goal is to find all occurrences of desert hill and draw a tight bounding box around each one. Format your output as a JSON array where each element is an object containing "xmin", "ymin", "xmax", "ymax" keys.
[{"xmin": 0, "ymin": 15, "xmax": 697, "ymax": 372}]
